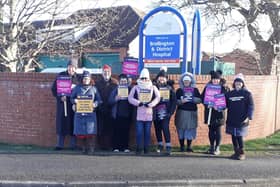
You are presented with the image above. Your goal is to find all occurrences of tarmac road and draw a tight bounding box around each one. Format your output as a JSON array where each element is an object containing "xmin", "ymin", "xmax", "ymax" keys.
[{"xmin": 0, "ymin": 152, "xmax": 280, "ymax": 186}]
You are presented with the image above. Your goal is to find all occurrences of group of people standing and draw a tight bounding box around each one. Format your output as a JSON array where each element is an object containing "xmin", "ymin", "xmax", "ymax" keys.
[{"xmin": 52, "ymin": 59, "xmax": 254, "ymax": 160}]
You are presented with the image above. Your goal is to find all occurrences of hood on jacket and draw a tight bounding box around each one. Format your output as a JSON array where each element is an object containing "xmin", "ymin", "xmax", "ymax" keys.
[{"xmin": 179, "ymin": 72, "xmax": 196, "ymax": 89}]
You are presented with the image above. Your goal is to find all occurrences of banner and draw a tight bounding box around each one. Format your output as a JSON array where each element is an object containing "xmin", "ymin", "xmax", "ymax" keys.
[{"xmin": 122, "ymin": 58, "xmax": 138, "ymax": 76}]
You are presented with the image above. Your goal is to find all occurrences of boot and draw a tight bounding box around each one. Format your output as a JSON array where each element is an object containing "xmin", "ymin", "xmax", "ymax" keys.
[
  {"xmin": 156, "ymin": 144, "xmax": 163, "ymax": 153},
  {"xmin": 207, "ymin": 145, "xmax": 215, "ymax": 154},
  {"xmin": 166, "ymin": 146, "xmax": 171, "ymax": 155},
  {"xmin": 87, "ymin": 137, "xmax": 95, "ymax": 155},
  {"xmin": 237, "ymin": 149, "xmax": 246, "ymax": 160},
  {"xmin": 82, "ymin": 138, "xmax": 88, "ymax": 155},
  {"xmin": 135, "ymin": 146, "xmax": 142, "ymax": 155},
  {"xmin": 230, "ymin": 147, "xmax": 239, "ymax": 159},
  {"xmin": 186, "ymin": 140, "xmax": 193, "ymax": 152},
  {"xmin": 179, "ymin": 139, "xmax": 185, "ymax": 152}
]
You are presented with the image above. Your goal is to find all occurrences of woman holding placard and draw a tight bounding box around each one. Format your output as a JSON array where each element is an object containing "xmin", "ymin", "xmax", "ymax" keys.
[
  {"xmin": 108, "ymin": 74, "xmax": 134, "ymax": 153},
  {"xmin": 201, "ymin": 70, "xmax": 228, "ymax": 155},
  {"xmin": 70, "ymin": 71, "xmax": 102, "ymax": 155},
  {"xmin": 175, "ymin": 73, "xmax": 201, "ymax": 152},
  {"xmin": 225, "ymin": 74, "xmax": 254, "ymax": 160},
  {"xmin": 128, "ymin": 68, "xmax": 160, "ymax": 154},
  {"xmin": 153, "ymin": 70, "xmax": 177, "ymax": 155}
]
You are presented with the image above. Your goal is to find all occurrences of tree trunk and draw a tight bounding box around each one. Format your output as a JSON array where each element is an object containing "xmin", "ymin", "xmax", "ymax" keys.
[{"xmin": 255, "ymin": 41, "xmax": 275, "ymax": 75}]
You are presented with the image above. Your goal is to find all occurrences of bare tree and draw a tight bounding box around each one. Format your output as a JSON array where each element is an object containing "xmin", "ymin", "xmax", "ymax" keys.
[
  {"xmin": 157, "ymin": 0, "xmax": 280, "ymax": 75},
  {"xmin": 0, "ymin": 0, "xmax": 142, "ymax": 72}
]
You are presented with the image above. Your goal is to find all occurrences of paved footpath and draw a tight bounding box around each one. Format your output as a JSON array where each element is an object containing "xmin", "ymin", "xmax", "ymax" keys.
[{"xmin": 0, "ymin": 151, "xmax": 280, "ymax": 186}]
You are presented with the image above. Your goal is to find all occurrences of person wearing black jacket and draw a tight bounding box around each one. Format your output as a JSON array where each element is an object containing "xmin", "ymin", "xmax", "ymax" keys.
[
  {"xmin": 153, "ymin": 70, "xmax": 177, "ymax": 154},
  {"xmin": 51, "ymin": 59, "xmax": 81, "ymax": 150},
  {"xmin": 201, "ymin": 70, "xmax": 228, "ymax": 155},
  {"xmin": 225, "ymin": 74, "xmax": 254, "ymax": 160},
  {"xmin": 175, "ymin": 73, "xmax": 201, "ymax": 152},
  {"xmin": 108, "ymin": 74, "xmax": 133, "ymax": 153}
]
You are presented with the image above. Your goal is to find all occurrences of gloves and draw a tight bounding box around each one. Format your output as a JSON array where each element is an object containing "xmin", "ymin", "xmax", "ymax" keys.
[
  {"xmin": 144, "ymin": 103, "xmax": 149, "ymax": 108},
  {"xmin": 138, "ymin": 102, "xmax": 144, "ymax": 107}
]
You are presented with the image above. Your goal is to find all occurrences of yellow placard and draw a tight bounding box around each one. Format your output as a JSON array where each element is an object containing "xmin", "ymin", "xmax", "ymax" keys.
[
  {"xmin": 159, "ymin": 89, "xmax": 170, "ymax": 101},
  {"xmin": 118, "ymin": 87, "xmax": 128, "ymax": 98},
  {"xmin": 139, "ymin": 90, "xmax": 152, "ymax": 103},
  {"xmin": 76, "ymin": 99, "xmax": 93, "ymax": 113}
]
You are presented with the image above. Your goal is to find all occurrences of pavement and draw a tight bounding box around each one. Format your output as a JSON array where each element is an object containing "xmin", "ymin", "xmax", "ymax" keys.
[{"xmin": 0, "ymin": 150, "xmax": 280, "ymax": 186}]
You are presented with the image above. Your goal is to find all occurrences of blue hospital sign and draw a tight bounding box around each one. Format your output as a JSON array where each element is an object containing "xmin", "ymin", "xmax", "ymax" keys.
[{"xmin": 144, "ymin": 34, "xmax": 180, "ymax": 67}]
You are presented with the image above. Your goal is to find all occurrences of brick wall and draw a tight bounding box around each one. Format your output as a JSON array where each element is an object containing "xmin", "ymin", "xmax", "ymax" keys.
[{"xmin": 0, "ymin": 73, "xmax": 279, "ymax": 147}]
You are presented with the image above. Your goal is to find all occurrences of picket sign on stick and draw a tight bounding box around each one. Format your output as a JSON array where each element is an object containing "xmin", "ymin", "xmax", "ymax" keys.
[
  {"xmin": 64, "ymin": 100, "xmax": 67, "ymax": 117},
  {"xmin": 207, "ymin": 107, "xmax": 212, "ymax": 125}
]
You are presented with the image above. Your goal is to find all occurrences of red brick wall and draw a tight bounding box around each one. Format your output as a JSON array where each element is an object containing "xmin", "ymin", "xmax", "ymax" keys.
[{"xmin": 0, "ymin": 73, "xmax": 279, "ymax": 147}]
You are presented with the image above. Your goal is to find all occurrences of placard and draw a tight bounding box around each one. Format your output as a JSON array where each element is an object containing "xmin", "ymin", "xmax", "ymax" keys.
[
  {"xmin": 118, "ymin": 86, "xmax": 128, "ymax": 99},
  {"xmin": 122, "ymin": 58, "xmax": 138, "ymax": 76},
  {"xmin": 139, "ymin": 89, "xmax": 152, "ymax": 103},
  {"xmin": 56, "ymin": 76, "xmax": 72, "ymax": 96},
  {"xmin": 159, "ymin": 87, "xmax": 170, "ymax": 101},
  {"xmin": 203, "ymin": 84, "xmax": 221, "ymax": 106},
  {"xmin": 183, "ymin": 87, "xmax": 194, "ymax": 101},
  {"xmin": 214, "ymin": 93, "xmax": 226, "ymax": 110},
  {"xmin": 76, "ymin": 96, "xmax": 93, "ymax": 114}
]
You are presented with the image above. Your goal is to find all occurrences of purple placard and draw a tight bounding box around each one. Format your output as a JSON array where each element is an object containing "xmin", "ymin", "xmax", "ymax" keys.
[
  {"xmin": 214, "ymin": 93, "xmax": 226, "ymax": 110},
  {"xmin": 56, "ymin": 76, "xmax": 72, "ymax": 96},
  {"xmin": 122, "ymin": 58, "xmax": 138, "ymax": 76},
  {"xmin": 203, "ymin": 84, "xmax": 221, "ymax": 106},
  {"xmin": 183, "ymin": 87, "xmax": 194, "ymax": 101}
]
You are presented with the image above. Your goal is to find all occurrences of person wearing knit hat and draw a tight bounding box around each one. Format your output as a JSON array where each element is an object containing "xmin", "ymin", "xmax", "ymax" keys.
[
  {"xmin": 95, "ymin": 64, "xmax": 118, "ymax": 150},
  {"xmin": 175, "ymin": 73, "xmax": 201, "ymax": 152},
  {"xmin": 108, "ymin": 73, "xmax": 133, "ymax": 153},
  {"xmin": 70, "ymin": 70, "xmax": 102, "ymax": 155},
  {"xmin": 153, "ymin": 69, "xmax": 177, "ymax": 155},
  {"xmin": 225, "ymin": 74, "xmax": 254, "ymax": 160},
  {"xmin": 128, "ymin": 68, "xmax": 160, "ymax": 154},
  {"xmin": 201, "ymin": 70, "xmax": 228, "ymax": 155},
  {"xmin": 51, "ymin": 57, "xmax": 80, "ymax": 151}
]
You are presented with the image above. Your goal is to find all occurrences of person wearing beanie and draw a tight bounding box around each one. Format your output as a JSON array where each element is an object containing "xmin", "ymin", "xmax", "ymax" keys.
[
  {"xmin": 70, "ymin": 71, "xmax": 102, "ymax": 154},
  {"xmin": 108, "ymin": 74, "xmax": 134, "ymax": 153},
  {"xmin": 128, "ymin": 68, "xmax": 160, "ymax": 154},
  {"xmin": 51, "ymin": 57, "xmax": 80, "ymax": 151},
  {"xmin": 175, "ymin": 73, "xmax": 201, "ymax": 152},
  {"xmin": 153, "ymin": 70, "xmax": 177, "ymax": 155},
  {"xmin": 225, "ymin": 74, "xmax": 254, "ymax": 160},
  {"xmin": 201, "ymin": 70, "xmax": 228, "ymax": 155},
  {"xmin": 95, "ymin": 64, "xmax": 118, "ymax": 150}
]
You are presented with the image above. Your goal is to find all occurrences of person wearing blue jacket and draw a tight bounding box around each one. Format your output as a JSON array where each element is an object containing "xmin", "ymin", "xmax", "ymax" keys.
[
  {"xmin": 108, "ymin": 74, "xmax": 134, "ymax": 153},
  {"xmin": 153, "ymin": 70, "xmax": 177, "ymax": 155},
  {"xmin": 71, "ymin": 71, "xmax": 102, "ymax": 155},
  {"xmin": 225, "ymin": 74, "xmax": 254, "ymax": 160}
]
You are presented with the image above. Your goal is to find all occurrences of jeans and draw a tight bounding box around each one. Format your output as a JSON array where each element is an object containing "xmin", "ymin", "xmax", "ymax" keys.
[
  {"xmin": 154, "ymin": 117, "xmax": 171, "ymax": 144},
  {"xmin": 136, "ymin": 121, "xmax": 152, "ymax": 149}
]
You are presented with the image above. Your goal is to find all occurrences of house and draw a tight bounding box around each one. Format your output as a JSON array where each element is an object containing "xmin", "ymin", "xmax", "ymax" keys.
[{"xmin": 33, "ymin": 6, "xmax": 144, "ymax": 73}]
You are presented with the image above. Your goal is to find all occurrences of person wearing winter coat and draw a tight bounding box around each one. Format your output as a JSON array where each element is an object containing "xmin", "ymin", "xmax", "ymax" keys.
[
  {"xmin": 128, "ymin": 68, "xmax": 160, "ymax": 154},
  {"xmin": 225, "ymin": 74, "xmax": 254, "ymax": 160},
  {"xmin": 51, "ymin": 59, "xmax": 80, "ymax": 150},
  {"xmin": 201, "ymin": 70, "xmax": 228, "ymax": 155},
  {"xmin": 153, "ymin": 70, "xmax": 177, "ymax": 155},
  {"xmin": 95, "ymin": 64, "xmax": 118, "ymax": 150},
  {"xmin": 175, "ymin": 73, "xmax": 201, "ymax": 152},
  {"xmin": 108, "ymin": 74, "xmax": 134, "ymax": 153},
  {"xmin": 71, "ymin": 71, "xmax": 102, "ymax": 154}
]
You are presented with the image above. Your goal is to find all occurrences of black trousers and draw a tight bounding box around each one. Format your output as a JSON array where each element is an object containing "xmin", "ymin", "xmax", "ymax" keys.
[
  {"xmin": 154, "ymin": 117, "xmax": 171, "ymax": 144},
  {"xmin": 208, "ymin": 125, "xmax": 222, "ymax": 147},
  {"xmin": 112, "ymin": 116, "xmax": 131, "ymax": 150},
  {"xmin": 231, "ymin": 135, "xmax": 244, "ymax": 149}
]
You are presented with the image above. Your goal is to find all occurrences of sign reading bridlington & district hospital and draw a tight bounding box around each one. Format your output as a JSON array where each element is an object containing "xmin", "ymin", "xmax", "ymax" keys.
[{"xmin": 145, "ymin": 34, "xmax": 180, "ymax": 67}]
